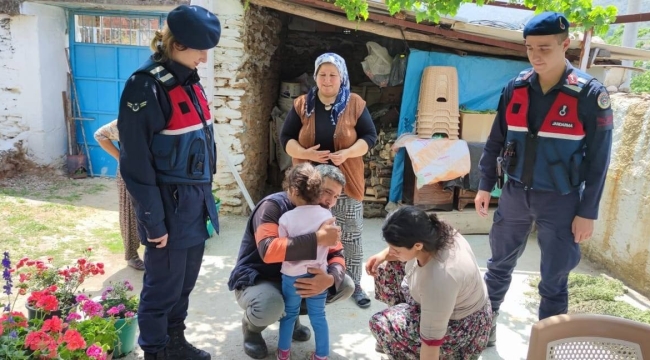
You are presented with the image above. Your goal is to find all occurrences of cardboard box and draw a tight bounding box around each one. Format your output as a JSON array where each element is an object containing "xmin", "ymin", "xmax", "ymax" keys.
[{"xmin": 460, "ymin": 112, "xmax": 496, "ymax": 142}]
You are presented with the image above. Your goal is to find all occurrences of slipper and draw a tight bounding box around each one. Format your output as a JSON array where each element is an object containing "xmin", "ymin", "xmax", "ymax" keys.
[
  {"xmin": 127, "ymin": 257, "xmax": 145, "ymax": 271},
  {"xmin": 352, "ymin": 287, "xmax": 371, "ymax": 309}
]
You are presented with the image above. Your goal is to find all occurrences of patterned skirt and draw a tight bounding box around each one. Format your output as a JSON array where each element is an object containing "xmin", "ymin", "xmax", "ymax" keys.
[
  {"xmin": 331, "ymin": 193, "xmax": 364, "ymax": 285},
  {"xmin": 369, "ymin": 261, "xmax": 492, "ymax": 360},
  {"xmin": 117, "ymin": 171, "xmax": 141, "ymax": 260}
]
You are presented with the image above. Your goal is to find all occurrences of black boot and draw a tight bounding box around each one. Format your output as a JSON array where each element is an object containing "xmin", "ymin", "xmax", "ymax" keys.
[
  {"xmin": 166, "ymin": 327, "xmax": 211, "ymax": 360},
  {"xmin": 144, "ymin": 350, "xmax": 167, "ymax": 360},
  {"xmin": 292, "ymin": 317, "xmax": 311, "ymax": 342},
  {"xmin": 242, "ymin": 316, "xmax": 268, "ymax": 359}
]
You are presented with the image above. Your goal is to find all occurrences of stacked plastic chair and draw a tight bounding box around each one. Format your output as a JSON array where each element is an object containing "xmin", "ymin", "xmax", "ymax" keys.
[{"xmin": 415, "ymin": 66, "xmax": 460, "ymax": 139}]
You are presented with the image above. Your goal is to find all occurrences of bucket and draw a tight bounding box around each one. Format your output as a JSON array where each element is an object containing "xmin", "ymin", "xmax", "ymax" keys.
[
  {"xmin": 113, "ymin": 316, "xmax": 138, "ymax": 358},
  {"xmin": 206, "ymin": 199, "xmax": 221, "ymax": 237},
  {"xmin": 280, "ymin": 82, "xmax": 301, "ymax": 98},
  {"xmin": 66, "ymin": 154, "xmax": 88, "ymax": 179}
]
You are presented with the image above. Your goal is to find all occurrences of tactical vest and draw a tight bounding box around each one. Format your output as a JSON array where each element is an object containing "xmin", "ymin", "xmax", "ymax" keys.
[
  {"xmin": 228, "ymin": 192, "xmax": 294, "ymax": 291},
  {"xmin": 134, "ymin": 60, "xmax": 216, "ymax": 185},
  {"xmin": 504, "ymin": 69, "xmax": 593, "ymax": 194}
]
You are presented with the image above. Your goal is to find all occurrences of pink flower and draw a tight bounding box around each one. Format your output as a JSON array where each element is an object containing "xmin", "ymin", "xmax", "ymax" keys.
[
  {"xmin": 106, "ymin": 307, "xmax": 120, "ymax": 316},
  {"xmin": 81, "ymin": 299, "xmax": 104, "ymax": 317},
  {"xmin": 75, "ymin": 294, "xmax": 89, "ymax": 303},
  {"xmin": 86, "ymin": 344, "xmax": 106, "ymax": 360},
  {"xmin": 124, "ymin": 311, "xmax": 135, "ymax": 318},
  {"xmin": 66, "ymin": 312, "xmax": 82, "ymax": 322}
]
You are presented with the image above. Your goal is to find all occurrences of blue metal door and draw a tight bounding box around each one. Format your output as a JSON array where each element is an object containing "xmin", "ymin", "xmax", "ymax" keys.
[{"xmin": 69, "ymin": 13, "xmax": 165, "ymax": 177}]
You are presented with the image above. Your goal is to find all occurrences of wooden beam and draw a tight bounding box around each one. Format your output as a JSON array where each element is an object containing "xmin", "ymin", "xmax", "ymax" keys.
[
  {"xmin": 292, "ymin": 0, "xmax": 527, "ymax": 53},
  {"xmin": 250, "ymin": 0, "xmax": 526, "ymax": 58},
  {"xmin": 579, "ymin": 28, "xmax": 593, "ymax": 71},
  {"xmin": 613, "ymin": 12, "xmax": 650, "ymax": 24}
]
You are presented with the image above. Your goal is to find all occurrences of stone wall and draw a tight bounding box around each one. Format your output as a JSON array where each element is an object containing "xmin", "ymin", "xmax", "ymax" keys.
[
  {"xmin": 0, "ymin": 15, "xmax": 23, "ymax": 150},
  {"xmin": 211, "ymin": 4, "xmax": 283, "ymax": 215},
  {"xmin": 582, "ymin": 93, "xmax": 650, "ymax": 297}
]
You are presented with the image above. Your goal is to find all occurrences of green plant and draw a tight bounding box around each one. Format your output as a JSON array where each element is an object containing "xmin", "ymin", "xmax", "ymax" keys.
[
  {"xmin": 0, "ymin": 312, "xmax": 30, "ymax": 360},
  {"xmin": 334, "ymin": 0, "xmax": 617, "ymax": 36}
]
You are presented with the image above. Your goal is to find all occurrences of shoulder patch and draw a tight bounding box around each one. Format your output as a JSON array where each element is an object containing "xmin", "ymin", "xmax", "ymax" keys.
[
  {"xmin": 597, "ymin": 91, "xmax": 611, "ymax": 109},
  {"xmin": 127, "ymin": 101, "xmax": 147, "ymax": 112}
]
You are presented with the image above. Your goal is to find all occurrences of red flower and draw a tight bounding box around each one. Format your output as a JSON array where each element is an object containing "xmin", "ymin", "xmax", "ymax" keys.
[
  {"xmin": 42, "ymin": 316, "xmax": 63, "ymax": 333},
  {"xmin": 97, "ymin": 263, "xmax": 104, "ymax": 269},
  {"xmin": 25, "ymin": 330, "xmax": 55, "ymax": 351},
  {"xmin": 77, "ymin": 259, "xmax": 86, "ymax": 266},
  {"xmin": 62, "ymin": 329, "xmax": 86, "ymax": 351},
  {"xmin": 26, "ymin": 260, "xmax": 35, "ymax": 266}
]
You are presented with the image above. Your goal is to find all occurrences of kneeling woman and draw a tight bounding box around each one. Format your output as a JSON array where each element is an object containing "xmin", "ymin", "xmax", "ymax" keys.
[{"xmin": 366, "ymin": 206, "xmax": 492, "ymax": 360}]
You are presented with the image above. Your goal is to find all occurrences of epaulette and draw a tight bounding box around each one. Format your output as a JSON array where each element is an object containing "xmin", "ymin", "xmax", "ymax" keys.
[{"xmin": 514, "ymin": 69, "xmax": 534, "ymax": 87}]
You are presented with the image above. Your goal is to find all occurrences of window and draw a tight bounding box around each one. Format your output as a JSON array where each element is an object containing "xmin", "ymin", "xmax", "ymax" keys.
[{"xmin": 74, "ymin": 15, "xmax": 161, "ymax": 46}]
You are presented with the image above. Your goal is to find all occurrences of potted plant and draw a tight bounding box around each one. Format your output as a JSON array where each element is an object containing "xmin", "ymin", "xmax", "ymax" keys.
[
  {"xmin": 68, "ymin": 295, "xmax": 119, "ymax": 360},
  {"xmin": 13, "ymin": 248, "xmax": 105, "ymax": 321},
  {"xmin": 98, "ymin": 281, "xmax": 138, "ymax": 357}
]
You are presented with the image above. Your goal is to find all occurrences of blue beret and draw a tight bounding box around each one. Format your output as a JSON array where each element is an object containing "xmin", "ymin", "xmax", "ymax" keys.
[
  {"xmin": 167, "ymin": 5, "xmax": 221, "ymax": 50},
  {"xmin": 523, "ymin": 12, "xmax": 570, "ymax": 38}
]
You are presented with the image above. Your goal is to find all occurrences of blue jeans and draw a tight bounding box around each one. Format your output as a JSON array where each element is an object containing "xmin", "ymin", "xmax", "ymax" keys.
[{"xmin": 279, "ymin": 274, "xmax": 329, "ymax": 357}]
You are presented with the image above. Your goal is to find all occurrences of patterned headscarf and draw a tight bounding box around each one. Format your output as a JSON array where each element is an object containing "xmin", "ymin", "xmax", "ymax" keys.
[{"xmin": 305, "ymin": 53, "xmax": 350, "ymax": 126}]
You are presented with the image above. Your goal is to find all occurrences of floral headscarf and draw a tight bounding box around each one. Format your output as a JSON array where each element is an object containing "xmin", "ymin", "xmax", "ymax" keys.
[{"xmin": 305, "ymin": 53, "xmax": 350, "ymax": 126}]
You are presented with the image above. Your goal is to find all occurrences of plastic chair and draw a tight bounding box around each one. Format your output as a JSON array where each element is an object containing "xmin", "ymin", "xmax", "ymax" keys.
[{"xmin": 526, "ymin": 314, "xmax": 650, "ymax": 360}]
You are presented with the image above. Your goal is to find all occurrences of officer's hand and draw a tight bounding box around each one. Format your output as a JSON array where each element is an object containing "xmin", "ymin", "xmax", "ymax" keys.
[
  {"xmin": 294, "ymin": 267, "xmax": 334, "ymax": 298},
  {"xmin": 474, "ymin": 190, "xmax": 491, "ymax": 218},
  {"xmin": 316, "ymin": 218, "xmax": 341, "ymax": 247},
  {"xmin": 572, "ymin": 216, "xmax": 594, "ymax": 243},
  {"xmin": 148, "ymin": 234, "xmax": 168, "ymax": 248}
]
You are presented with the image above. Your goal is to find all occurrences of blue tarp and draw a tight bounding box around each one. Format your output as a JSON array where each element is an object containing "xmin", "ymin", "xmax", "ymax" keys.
[{"xmin": 389, "ymin": 49, "xmax": 531, "ymax": 203}]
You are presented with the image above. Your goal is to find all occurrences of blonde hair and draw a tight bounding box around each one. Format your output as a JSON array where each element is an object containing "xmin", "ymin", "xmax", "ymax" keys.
[{"xmin": 149, "ymin": 24, "xmax": 186, "ymax": 62}]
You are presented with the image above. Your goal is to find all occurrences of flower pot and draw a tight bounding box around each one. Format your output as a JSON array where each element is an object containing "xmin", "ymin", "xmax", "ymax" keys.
[
  {"xmin": 25, "ymin": 302, "xmax": 75, "ymax": 321},
  {"xmin": 112, "ymin": 316, "xmax": 138, "ymax": 358},
  {"xmin": 206, "ymin": 199, "xmax": 221, "ymax": 237}
]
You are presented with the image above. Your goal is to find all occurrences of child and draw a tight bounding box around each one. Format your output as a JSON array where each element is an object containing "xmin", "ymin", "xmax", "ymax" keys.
[{"xmin": 277, "ymin": 163, "xmax": 335, "ymax": 360}]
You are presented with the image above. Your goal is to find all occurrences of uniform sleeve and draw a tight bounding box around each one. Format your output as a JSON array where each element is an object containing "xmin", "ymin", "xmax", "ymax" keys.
[
  {"xmin": 355, "ymin": 108, "xmax": 378, "ymax": 149},
  {"xmin": 577, "ymin": 84, "xmax": 613, "ymax": 220},
  {"xmin": 117, "ymin": 74, "xmax": 168, "ymax": 240},
  {"xmin": 280, "ymin": 107, "xmax": 303, "ymax": 150},
  {"xmin": 253, "ymin": 200, "xmax": 318, "ymax": 263},
  {"xmin": 478, "ymin": 82, "xmax": 511, "ymax": 192},
  {"xmin": 419, "ymin": 269, "xmax": 460, "ymax": 345},
  {"xmin": 94, "ymin": 119, "xmax": 118, "ymax": 142}
]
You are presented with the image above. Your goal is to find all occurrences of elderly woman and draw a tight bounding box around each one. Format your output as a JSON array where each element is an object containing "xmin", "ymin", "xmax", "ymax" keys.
[
  {"xmin": 280, "ymin": 53, "xmax": 378, "ymax": 308},
  {"xmin": 366, "ymin": 206, "xmax": 492, "ymax": 359},
  {"xmin": 94, "ymin": 119, "xmax": 143, "ymax": 271}
]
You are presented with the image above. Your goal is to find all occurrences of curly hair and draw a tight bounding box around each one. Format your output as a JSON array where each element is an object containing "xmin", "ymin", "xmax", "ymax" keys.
[
  {"xmin": 282, "ymin": 163, "xmax": 322, "ymax": 205},
  {"xmin": 381, "ymin": 206, "xmax": 457, "ymax": 255}
]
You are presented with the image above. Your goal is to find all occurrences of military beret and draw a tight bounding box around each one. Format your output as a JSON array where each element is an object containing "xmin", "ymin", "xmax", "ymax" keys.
[
  {"xmin": 523, "ymin": 12, "xmax": 570, "ymax": 38},
  {"xmin": 167, "ymin": 5, "xmax": 221, "ymax": 50}
]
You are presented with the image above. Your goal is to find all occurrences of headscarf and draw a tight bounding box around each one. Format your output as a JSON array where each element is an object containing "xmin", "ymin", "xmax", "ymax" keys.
[{"xmin": 305, "ymin": 53, "xmax": 350, "ymax": 126}]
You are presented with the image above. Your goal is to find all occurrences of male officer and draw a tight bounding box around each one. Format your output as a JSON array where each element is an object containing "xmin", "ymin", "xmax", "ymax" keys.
[
  {"xmin": 118, "ymin": 5, "xmax": 221, "ymax": 360},
  {"xmin": 474, "ymin": 12, "xmax": 613, "ymax": 347}
]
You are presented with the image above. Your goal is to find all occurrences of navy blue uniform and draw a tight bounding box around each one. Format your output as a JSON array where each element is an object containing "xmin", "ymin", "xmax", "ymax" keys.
[
  {"xmin": 478, "ymin": 62, "xmax": 613, "ymax": 320},
  {"xmin": 118, "ymin": 58, "xmax": 219, "ymax": 353}
]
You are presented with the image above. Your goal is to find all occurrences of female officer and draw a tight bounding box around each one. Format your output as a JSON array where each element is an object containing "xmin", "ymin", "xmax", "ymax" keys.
[{"xmin": 117, "ymin": 5, "xmax": 220, "ymax": 360}]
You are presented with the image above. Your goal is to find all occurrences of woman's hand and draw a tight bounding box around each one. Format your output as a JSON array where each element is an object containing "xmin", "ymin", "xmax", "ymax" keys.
[
  {"xmin": 329, "ymin": 149, "xmax": 349, "ymax": 166},
  {"xmin": 366, "ymin": 248, "xmax": 389, "ymax": 277},
  {"xmin": 302, "ymin": 144, "xmax": 330, "ymax": 163}
]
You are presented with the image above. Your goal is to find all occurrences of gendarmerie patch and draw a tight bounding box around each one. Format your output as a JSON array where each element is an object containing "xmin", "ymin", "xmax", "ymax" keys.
[{"xmin": 551, "ymin": 121, "xmax": 574, "ymax": 128}]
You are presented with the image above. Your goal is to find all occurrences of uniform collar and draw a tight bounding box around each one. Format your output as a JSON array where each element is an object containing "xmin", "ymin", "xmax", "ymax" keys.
[
  {"xmin": 528, "ymin": 60, "xmax": 574, "ymax": 93},
  {"xmin": 163, "ymin": 59, "xmax": 201, "ymax": 86}
]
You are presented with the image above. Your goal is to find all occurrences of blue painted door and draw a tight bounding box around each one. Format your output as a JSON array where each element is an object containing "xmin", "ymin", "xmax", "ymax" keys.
[{"xmin": 70, "ymin": 13, "xmax": 165, "ymax": 177}]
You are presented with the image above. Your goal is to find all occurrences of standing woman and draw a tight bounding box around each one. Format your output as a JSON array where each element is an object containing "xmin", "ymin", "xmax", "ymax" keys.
[
  {"xmin": 117, "ymin": 5, "xmax": 220, "ymax": 360},
  {"xmin": 280, "ymin": 53, "xmax": 378, "ymax": 309},
  {"xmin": 94, "ymin": 120, "xmax": 144, "ymax": 271},
  {"xmin": 366, "ymin": 206, "xmax": 492, "ymax": 359}
]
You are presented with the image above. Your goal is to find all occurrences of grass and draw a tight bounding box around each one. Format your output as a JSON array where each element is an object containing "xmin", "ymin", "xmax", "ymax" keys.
[
  {"xmin": 527, "ymin": 273, "xmax": 650, "ymax": 325},
  {"xmin": 0, "ymin": 177, "xmax": 114, "ymax": 264}
]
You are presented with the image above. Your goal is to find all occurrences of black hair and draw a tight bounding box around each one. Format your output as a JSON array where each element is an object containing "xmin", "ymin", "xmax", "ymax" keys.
[
  {"xmin": 282, "ymin": 163, "xmax": 322, "ymax": 205},
  {"xmin": 381, "ymin": 206, "xmax": 457, "ymax": 254}
]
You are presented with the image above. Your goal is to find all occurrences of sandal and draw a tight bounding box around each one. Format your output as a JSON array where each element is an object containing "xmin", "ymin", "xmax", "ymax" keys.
[
  {"xmin": 127, "ymin": 257, "xmax": 145, "ymax": 271},
  {"xmin": 352, "ymin": 286, "xmax": 371, "ymax": 309}
]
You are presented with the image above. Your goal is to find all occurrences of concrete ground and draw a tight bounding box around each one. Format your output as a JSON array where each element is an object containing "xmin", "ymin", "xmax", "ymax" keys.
[{"xmin": 103, "ymin": 214, "xmax": 650, "ymax": 360}]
